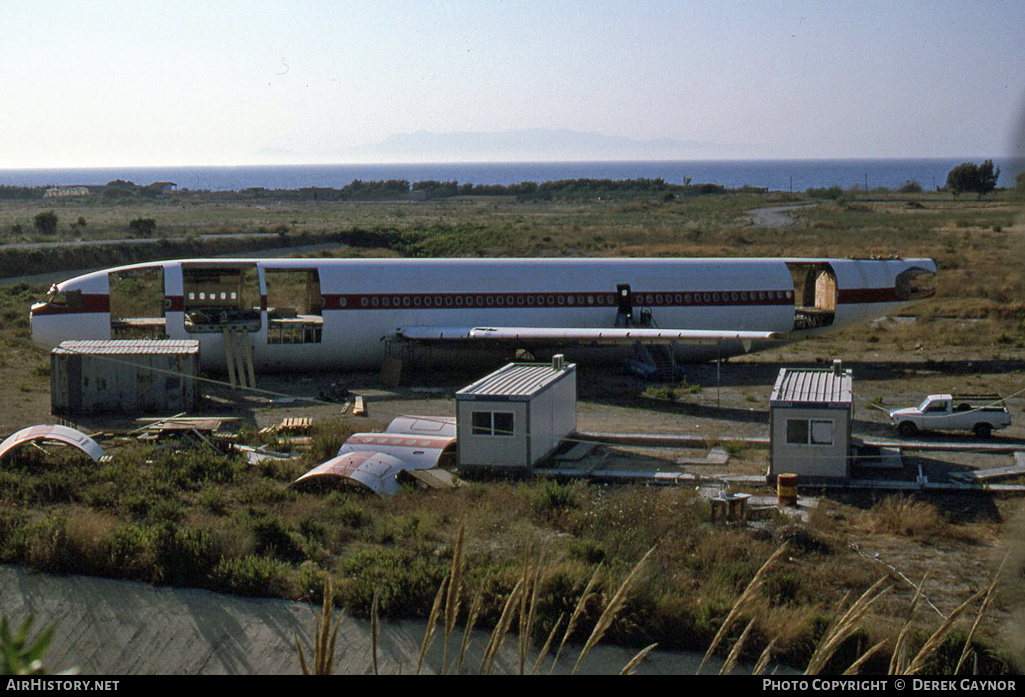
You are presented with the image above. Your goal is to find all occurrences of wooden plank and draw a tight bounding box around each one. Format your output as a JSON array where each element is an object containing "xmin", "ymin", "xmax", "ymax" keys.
[
  {"xmin": 241, "ymin": 329, "xmax": 256, "ymax": 388},
  {"xmin": 352, "ymin": 396, "xmax": 366, "ymax": 416},
  {"xmin": 223, "ymin": 329, "xmax": 238, "ymax": 389}
]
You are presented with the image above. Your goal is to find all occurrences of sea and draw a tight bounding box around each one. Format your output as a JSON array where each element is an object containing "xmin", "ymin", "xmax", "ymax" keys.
[{"xmin": 1, "ymin": 158, "xmax": 1022, "ymax": 193}]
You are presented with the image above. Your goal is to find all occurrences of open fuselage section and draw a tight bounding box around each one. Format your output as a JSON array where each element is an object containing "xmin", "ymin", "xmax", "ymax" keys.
[{"xmin": 30, "ymin": 257, "xmax": 936, "ymax": 370}]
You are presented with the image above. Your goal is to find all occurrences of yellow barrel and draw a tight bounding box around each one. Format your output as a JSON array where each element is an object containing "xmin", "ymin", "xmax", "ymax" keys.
[{"xmin": 777, "ymin": 473, "xmax": 798, "ymax": 507}]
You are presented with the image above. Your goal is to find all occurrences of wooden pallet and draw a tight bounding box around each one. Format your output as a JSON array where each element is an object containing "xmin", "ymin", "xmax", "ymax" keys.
[
  {"xmin": 259, "ymin": 417, "xmax": 313, "ymax": 435},
  {"xmin": 278, "ymin": 417, "xmax": 312, "ymax": 433}
]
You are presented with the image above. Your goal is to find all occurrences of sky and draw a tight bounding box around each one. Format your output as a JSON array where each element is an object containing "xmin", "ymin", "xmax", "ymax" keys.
[{"xmin": 2, "ymin": 0, "xmax": 1024, "ymax": 167}]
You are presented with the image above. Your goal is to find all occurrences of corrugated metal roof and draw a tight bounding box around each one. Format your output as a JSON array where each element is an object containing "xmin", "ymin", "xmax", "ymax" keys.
[
  {"xmin": 457, "ymin": 362, "xmax": 575, "ymax": 399},
  {"xmin": 53, "ymin": 340, "xmax": 200, "ymax": 355},
  {"xmin": 770, "ymin": 367, "xmax": 852, "ymax": 406}
]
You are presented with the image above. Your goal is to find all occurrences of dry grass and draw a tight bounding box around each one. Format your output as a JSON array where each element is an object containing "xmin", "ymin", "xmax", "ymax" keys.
[{"xmin": 861, "ymin": 496, "xmax": 949, "ymax": 538}]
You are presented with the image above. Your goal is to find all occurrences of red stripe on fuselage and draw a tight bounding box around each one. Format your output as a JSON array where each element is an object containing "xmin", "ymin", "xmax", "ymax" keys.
[
  {"xmin": 321, "ymin": 288, "xmax": 795, "ymax": 311},
  {"xmin": 837, "ymin": 288, "xmax": 902, "ymax": 304},
  {"xmin": 346, "ymin": 434, "xmax": 455, "ymax": 448},
  {"xmin": 31, "ymin": 287, "xmax": 903, "ymax": 316},
  {"xmin": 30, "ymin": 294, "xmax": 110, "ymax": 316}
]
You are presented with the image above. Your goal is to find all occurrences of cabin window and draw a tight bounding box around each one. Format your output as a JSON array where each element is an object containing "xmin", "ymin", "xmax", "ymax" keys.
[
  {"xmin": 786, "ymin": 419, "xmax": 808, "ymax": 445},
  {"xmin": 265, "ymin": 268, "xmax": 323, "ymax": 344},
  {"xmin": 471, "ymin": 411, "xmax": 515, "ymax": 437},
  {"xmin": 786, "ymin": 418, "xmax": 834, "ymax": 446},
  {"xmin": 183, "ymin": 263, "xmax": 261, "ymax": 333},
  {"xmin": 109, "ymin": 266, "xmax": 167, "ymax": 339}
]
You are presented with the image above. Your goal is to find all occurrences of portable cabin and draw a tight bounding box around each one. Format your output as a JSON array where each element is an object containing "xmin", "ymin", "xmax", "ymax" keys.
[
  {"xmin": 51, "ymin": 339, "xmax": 200, "ymax": 414},
  {"xmin": 769, "ymin": 360, "xmax": 853, "ymax": 482},
  {"xmin": 455, "ymin": 357, "xmax": 577, "ymax": 473}
]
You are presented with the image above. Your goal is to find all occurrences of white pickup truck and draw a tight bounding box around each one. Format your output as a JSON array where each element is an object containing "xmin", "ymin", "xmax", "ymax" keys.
[{"xmin": 889, "ymin": 394, "xmax": 1011, "ymax": 438}]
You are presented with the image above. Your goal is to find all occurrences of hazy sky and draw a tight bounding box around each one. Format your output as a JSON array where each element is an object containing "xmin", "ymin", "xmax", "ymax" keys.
[{"xmin": 3, "ymin": 0, "xmax": 1024, "ymax": 167}]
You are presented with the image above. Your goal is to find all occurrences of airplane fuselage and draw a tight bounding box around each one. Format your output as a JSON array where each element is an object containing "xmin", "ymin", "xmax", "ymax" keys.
[{"xmin": 30, "ymin": 256, "xmax": 936, "ymax": 371}]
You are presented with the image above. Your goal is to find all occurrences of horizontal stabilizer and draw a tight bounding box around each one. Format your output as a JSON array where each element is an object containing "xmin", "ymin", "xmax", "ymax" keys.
[{"xmin": 397, "ymin": 326, "xmax": 784, "ymax": 346}]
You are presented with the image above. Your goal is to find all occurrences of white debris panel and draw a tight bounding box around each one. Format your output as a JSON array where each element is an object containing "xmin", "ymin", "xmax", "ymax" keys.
[
  {"xmin": 292, "ymin": 416, "xmax": 457, "ymax": 497},
  {"xmin": 0, "ymin": 425, "xmax": 105, "ymax": 462}
]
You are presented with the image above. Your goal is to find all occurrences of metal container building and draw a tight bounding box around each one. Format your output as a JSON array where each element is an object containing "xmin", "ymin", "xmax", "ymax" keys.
[
  {"xmin": 769, "ymin": 360, "xmax": 853, "ymax": 482},
  {"xmin": 51, "ymin": 340, "xmax": 200, "ymax": 414},
  {"xmin": 455, "ymin": 357, "xmax": 577, "ymax": 472}
]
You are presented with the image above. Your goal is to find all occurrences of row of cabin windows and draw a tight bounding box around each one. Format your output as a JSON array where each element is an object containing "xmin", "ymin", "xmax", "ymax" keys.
[
  {"xmin": 786, "ymin": 418, "xmax": 835, "ymax": 446},
  {"xmin": 356, "ymin": 289, "xmax": 794, "ymax": 309},
  {"xmin": 471, "ymin": 411, "xmax": 515, "ymax": 437},
  {"xmin": 188, "ymin": 291, "xmax": 239, "ymax": 302}
]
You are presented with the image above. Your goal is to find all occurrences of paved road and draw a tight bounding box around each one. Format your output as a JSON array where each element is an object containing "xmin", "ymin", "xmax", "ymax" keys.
[{"xmin": 746, "ymin": 204, "xmax": 817, "ymax": 228}]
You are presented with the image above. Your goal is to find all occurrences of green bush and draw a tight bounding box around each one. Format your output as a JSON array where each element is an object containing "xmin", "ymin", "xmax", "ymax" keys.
[
  {"xmin": 333, "ymin": 497, "xmax": 371, "ymax": 529},
  {"xmin": 336, "ymin": 547, "xmax": 446, "ymax": 617},
  {"xmin": 806, "ymin": 186, "xmax": 844, "ymax": 200},
  {"xmin": 33, "ymin": 211, "xmax": 58, "ymax": 236},
  {"xmin": 532, "ymin": 480, "xmax": 578, "ymax": 515},
  {"xmin": 105, "ymin": 524, "xmax": 156, "ymax": 579},
  {"xmin": 152, "ymin": 522, "xmax": 217, "ymax": 587},
  {"xmin": 249, "ymin": 515, "xmax": 306, "ymax": 563},
  {"xmin": 153, "ymin": 449, "xmax": 244, "ymax": 490},
  {"xmin": 210, "ymin": 555, "xmax": 293, "ymax": 597},
  {"xmin": 127, "ymin": 218, "xmax": 157, "ymax": 237}
]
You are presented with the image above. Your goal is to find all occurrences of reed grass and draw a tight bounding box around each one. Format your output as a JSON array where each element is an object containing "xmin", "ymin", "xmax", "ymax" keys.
[
  {"xmin": 953, "ymin": 556, "xmax": 1005, "ymax": 675},
  {"xmin": 457, "ymin": 587, "xmax": 484, "ymax": 674},
  {"xmin": 530, "ymin": 614, "xmax": 564, "ymax": 675},
  {"xmin": 295, "ymin": 576, "xmax": 342, "ymax": 675},
  {"xmin": 720, "ymin": 618, "xmax": 756, "ymax": 676},
  {"xmin": 842, "ymin": 638, "xmax": 889, "ymax": 676},
  {"xmin": 697, "ymin": 542, "xmax": 788, "ymax": 675},
  {"xmin": 441, "ymin": 523, "xmax": 466, "ymax": 674},
  {"xmin": 903, "ymin": 591, "xmax": 986, "ymax": 675},
  {"xmin": 479, "ymin": 577, "xmax": 524, "ymax": 675},
  {"xmin": 549, "ymin": 562, "xmax": 603, "ymax": 674},
  {"xmin": 572, "ymin": 545, "xmax": 656, "ymax": 674},
  {"xmin": 804, "ymin": 576, "xmax": 891, "ymax": 675},
  {"xmin": 752, "ymin": 638, "xmax": 778, "ymax": 676},
  {"xmin": 620, "ymin": 643, "xmax": 659, "ymax": 675},
  {"xmin": 371, "ymin": 591, "xmax": 380, "ymax": 676},
  {"xmin": 416, "ymin": 576, "xmax": 447, "ymax": 675}
]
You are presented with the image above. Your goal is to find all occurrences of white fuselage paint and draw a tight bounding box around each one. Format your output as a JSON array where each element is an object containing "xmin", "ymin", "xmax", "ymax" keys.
[{"xmin": 30, "ymin": 257, "xmax": 935, "ymax": 371}]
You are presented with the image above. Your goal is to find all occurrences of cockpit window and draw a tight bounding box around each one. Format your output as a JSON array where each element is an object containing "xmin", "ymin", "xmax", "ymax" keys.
[
  {"xmin": 895, "ymin": 268, "xmax": 935, "ymax": 301},
  {"xmin": 47, "ymin": 288, "xmax": 81, "ymax": 309}
]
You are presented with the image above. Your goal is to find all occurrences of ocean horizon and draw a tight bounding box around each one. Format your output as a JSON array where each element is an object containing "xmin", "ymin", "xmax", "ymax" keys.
[{"xmin": 1, "ymin": 157, "xmax": 1021, "ymax": 193}]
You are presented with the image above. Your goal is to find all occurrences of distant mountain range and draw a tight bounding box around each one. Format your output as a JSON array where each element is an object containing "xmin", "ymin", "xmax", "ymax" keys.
[{"xmin": 257, "ymin": 129, "xmax": 768, "ymax": 163}]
